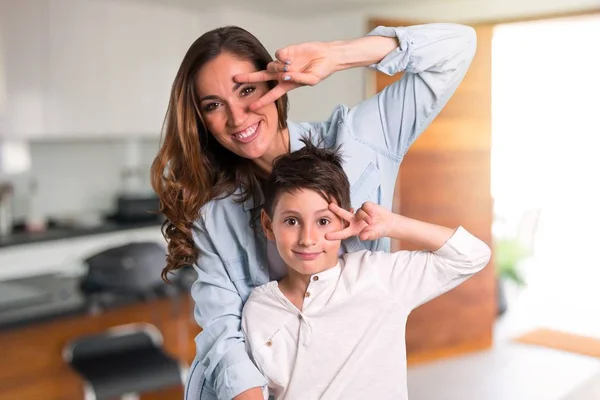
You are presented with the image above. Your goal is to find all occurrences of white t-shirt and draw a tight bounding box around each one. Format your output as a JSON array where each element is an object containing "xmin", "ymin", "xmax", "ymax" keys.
[{"xmin": 241, "ymin": 227, "xmax": 491, "ymax": 400}]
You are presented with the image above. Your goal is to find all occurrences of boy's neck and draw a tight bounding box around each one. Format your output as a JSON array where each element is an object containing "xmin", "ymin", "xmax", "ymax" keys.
[{"xmin": 278, "ymin": 262, "xmax": 339, "ymax": 311}]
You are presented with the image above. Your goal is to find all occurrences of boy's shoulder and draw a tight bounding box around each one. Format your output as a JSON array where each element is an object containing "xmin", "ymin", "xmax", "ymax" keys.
[{"xmin": 245, "ymin": 281, "xmax": 277, "ymax": 305}]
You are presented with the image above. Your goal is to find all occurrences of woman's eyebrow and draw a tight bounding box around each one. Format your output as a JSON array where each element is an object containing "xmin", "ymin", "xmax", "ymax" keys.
[{"xmin": 198, "ymin": 82, "xmax": 244, "ymax": 102}]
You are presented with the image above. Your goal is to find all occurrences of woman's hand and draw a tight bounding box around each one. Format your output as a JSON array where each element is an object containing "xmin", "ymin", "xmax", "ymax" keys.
[
  {"xmin": 234, "ymin": 41, "xmax": 337, "ymax": 111},
  {"xmin": 326, "ymin": 202, "xmax": 394, "ymax": 242}
]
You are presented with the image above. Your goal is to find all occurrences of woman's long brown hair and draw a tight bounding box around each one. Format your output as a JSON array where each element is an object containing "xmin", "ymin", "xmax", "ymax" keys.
[{"xmin": 150, "ymin": 26, "xmax": 288, "ymax": 282}]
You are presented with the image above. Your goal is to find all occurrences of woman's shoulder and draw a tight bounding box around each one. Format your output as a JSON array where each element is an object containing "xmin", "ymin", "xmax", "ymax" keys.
[
  {"xmin": 288, "ymin": 104, "xmax": 351, "ymax": 148},
  {"xmin": 197, "ymin": 188, "xmax": 250, "ymax": 225}
]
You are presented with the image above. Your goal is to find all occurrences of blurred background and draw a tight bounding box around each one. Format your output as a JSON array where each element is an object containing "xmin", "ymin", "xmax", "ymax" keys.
[{"xmin": 0, "ymin": 0, "xmax": 599, "ymax": 399}]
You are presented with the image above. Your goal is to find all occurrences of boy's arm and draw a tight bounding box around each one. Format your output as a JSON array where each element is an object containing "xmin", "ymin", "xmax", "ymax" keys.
[
  {"xmin": 328, "ymin": 202, "xmax": 491, "ymax": 310},
  {"xmin": 375, "ymin": 226, "xmax": 491, "ymax": 310},
  {"xmin": 327, "ymin": 201, "xmax": 454, "ymax": 246},
  {"xmin": 386, "ymin": 213, "xmax": 455, "ymax": 251}
]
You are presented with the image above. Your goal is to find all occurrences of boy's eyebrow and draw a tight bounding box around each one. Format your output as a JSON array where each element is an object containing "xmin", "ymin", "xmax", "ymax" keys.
[{"xmin": 279, "ymin": 208, "xmax": 331, "ymax": 215}]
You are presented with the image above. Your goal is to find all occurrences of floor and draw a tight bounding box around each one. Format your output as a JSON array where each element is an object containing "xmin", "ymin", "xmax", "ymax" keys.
[
  {"xmin": 406, "ymin": 255, "xmax": 600, "ymax": 400},
  {"xmin": 407, "ymin": 339, "xmax": 600, "ymax": 400}
]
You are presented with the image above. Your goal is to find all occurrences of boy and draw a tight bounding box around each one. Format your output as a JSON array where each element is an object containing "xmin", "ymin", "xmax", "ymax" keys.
[{"xmin": 241, "ymin": 140, "xmax": 491, "ymax": 400}]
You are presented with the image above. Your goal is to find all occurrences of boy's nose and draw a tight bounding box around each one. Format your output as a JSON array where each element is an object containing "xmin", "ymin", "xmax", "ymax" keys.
[{"xmin": 299, "ymin": 226, "xmax": 317, "ymax": 247}]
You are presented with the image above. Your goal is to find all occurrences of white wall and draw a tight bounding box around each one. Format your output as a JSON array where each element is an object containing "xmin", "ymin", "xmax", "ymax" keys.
[
  {"xmin": 4, "ymin": 0, "xmax": 599, "ymax": 223},
  {"xmin": 219, "ymin": 8, "xmax": 369, "ymax": 122}
]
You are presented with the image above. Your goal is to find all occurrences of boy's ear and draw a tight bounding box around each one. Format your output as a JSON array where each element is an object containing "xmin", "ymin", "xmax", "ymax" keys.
[{"xmin": 261, "ymin": 209, "xmax": 275, "ymax": 240}]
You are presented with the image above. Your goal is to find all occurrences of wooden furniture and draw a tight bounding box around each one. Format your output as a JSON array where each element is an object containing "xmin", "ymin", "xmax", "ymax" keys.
[
  {"xmin": 371, "ymin": 20, "xmax": 496, "ymax": 364},
  {"xmin": 0, "ymin": 295, "xmax": 199, "ymax": 400}
]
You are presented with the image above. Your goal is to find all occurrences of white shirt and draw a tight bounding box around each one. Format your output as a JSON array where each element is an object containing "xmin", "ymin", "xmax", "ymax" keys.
[{"xmin": 241, "ymin": 227, "xmax": 491, "ymax": 400}]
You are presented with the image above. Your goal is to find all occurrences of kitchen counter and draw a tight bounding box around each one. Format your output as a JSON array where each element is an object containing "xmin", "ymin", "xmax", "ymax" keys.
[{"xmin": 0, "ymin": 217, "xmax": 163, "ymax": 248}]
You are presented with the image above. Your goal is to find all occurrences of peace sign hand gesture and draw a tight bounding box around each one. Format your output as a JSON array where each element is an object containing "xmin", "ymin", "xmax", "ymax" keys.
[{"xmin": 325, "ymin": 202, "xmax": 393, "ymax": 242}]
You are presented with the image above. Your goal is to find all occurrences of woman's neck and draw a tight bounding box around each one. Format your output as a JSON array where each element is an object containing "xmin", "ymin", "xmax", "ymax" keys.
[{"xmin": 254, "ymin": 127, "xmax": 290, "ymax": 174}]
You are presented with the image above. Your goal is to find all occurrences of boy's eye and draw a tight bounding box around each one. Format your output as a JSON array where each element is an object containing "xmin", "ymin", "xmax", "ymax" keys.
[
  {"xmin": 318, "ymin": 218, "xmax": 330, "ymax": 226},
  {"xmin": 284, "ymin": 218, "xmax": 299, "ymax": 226}
]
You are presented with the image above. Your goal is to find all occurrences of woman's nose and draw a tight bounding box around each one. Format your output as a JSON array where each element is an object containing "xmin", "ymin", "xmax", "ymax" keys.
[{"xmin": 227, "ymin": 101, "xmax": 249, "ymax": 127}]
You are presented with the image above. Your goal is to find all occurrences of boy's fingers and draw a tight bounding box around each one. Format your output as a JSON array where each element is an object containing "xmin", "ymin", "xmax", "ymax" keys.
[
  {"xmin": 329, "ymin": 203, "xmax": 354, "ymax": 222},
  {"xmin": 356, "ymin": 209, "xmax": 372, "ymax": 225},
  {"xmin": 325, "ymin": 229, "xmax": 350, "ymax": 241},
  {"xmin": 359, "ymin": 229, "xmax": 376, "ymax": 241}
]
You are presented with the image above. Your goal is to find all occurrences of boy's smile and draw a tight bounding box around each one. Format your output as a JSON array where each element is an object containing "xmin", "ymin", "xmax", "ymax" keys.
[{"xmin": 261, "ymin": 189, "xmax": 345, "ymax": 277}]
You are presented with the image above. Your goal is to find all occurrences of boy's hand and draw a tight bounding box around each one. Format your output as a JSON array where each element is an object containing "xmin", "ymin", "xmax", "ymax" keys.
[{"xmin": 326, "ymin": 202, "xmax": 393, "ymax": 241}]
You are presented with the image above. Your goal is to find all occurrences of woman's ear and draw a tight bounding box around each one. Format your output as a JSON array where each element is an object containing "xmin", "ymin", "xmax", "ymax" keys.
[{"xmin": 261, "ymin": 209, "xmax": 275, "ymax": 240}]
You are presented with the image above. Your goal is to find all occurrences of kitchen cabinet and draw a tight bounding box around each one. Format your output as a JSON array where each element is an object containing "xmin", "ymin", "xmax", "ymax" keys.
[
  {"xmin": 44, "ymin": 0, "xmax": 111, "ymax": 137},
  {"xmin": 0, "ymin": 0, "xmax": 48, "ymax": 138},
  {"xmin": 0, "ymin": 0, "xmax": 203, "ymax": 139}
]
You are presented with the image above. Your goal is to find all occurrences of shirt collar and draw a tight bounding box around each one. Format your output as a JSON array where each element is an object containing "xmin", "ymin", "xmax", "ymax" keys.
[{"xmin": 309, "ymin": 261, "xmax": 342, "ymax": 283}]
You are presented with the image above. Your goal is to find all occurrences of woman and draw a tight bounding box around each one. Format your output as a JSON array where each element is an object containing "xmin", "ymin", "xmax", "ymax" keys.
[{"xmin": 151, "ymin": 23, "xmax": 476, "ymax": 400}]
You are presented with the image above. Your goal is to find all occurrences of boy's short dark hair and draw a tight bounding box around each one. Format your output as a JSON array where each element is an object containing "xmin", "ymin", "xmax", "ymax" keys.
[{"xmin": 263, "ymin": 138, "xmax": 351, "ymax": 217}]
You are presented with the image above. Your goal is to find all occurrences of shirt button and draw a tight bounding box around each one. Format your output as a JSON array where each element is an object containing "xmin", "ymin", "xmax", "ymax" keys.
[
  {"xmin": 305, "ymin": 291, "xmax": 311, "ymax": 298},
  {"xmin": 266, "ymin": 340, "xmax": 272, "ymax": 347},
  {"xmin": 312, "ymin": 276, "xmax": 319, "ymax": 282}
]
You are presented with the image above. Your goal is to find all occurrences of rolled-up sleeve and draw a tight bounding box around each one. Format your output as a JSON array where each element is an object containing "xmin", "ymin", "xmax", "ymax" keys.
[{"xmin": 347, "ymin": 23, "xmax": 477, "ymax": 159}]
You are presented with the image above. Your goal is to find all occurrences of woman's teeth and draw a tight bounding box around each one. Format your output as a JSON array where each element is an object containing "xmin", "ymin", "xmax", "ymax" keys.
[{"xmin": 235, "ymin": 123, "xmax": 258, "ymax": 139}]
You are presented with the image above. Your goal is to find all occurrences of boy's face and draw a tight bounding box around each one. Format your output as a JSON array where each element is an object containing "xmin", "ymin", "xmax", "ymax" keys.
[{"xmin": 262, "ymin": 189, "xmax": 345, "ymax": 276}]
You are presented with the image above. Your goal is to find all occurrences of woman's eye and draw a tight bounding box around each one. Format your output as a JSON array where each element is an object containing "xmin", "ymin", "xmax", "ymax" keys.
[
  {"xmin": 204, "ymin": 102, "xmax": 220, "ymax": 112},
  {"xmin": 241, "ymin": 86, "xmax": 256, "ymax": 96},
  {"xmin": 284, "ymin": 218, "xmax": 298, "ymax": 226},
  {"xmin": 318, "ymin": 218, "xmax": 330, "ymax": 226}
]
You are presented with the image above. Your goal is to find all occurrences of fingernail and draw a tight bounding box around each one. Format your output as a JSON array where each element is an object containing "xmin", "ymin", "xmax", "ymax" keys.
[
  {"xmin": 283, "ymin": 75, "xmax": 291, "ymax": 81},
  {"xmin": 283, "ymin": 65, "xmax": 288, "ymax": 72},
  {"xmin": 284, "ymin": 60, "xmax": 291, "ymax": 65}
]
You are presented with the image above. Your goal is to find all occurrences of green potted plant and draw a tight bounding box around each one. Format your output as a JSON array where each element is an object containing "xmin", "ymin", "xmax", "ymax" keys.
[{"xmin": 495, "ymin": 237, "xmax": 529, "ymax": 316}]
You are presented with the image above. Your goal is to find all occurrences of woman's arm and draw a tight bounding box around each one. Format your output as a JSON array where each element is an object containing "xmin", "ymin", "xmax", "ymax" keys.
[
  {"xmin": 189, "ymin": 217, "xmax": 266, "ymax": 400},
  {"xmin": 346, "ymin": 23, "xmax": 477, "ymax": 159}
]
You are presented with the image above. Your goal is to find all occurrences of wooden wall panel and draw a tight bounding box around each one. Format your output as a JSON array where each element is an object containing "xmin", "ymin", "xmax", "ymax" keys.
[{"xmin": 373, "ymin": 21, "xmax": 496, "ymax": 362}]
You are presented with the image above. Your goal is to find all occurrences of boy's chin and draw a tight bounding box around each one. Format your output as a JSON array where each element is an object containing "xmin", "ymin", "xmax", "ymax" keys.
[{"xmin": 289, "ymin": 258, "xmax": 337, "ymax": 276}]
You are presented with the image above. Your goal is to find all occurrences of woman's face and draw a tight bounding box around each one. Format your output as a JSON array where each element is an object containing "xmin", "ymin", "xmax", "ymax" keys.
[{"xmin": 195, "ymin": 52, "xmax": 282, "ymax": 162}]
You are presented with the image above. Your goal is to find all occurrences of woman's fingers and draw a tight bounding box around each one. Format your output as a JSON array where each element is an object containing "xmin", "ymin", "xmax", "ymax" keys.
[
  {"xmin": 235, "ymin": 68, "xmax": 319, "ymax": 87},
  {"xmin": 274, "ymin": 47, "xmax": 293, "ymax": 65},
  {"xmin": 266, "ymin": 61, "xmax": 289, "ymax": 73},
  {"xmin": 234, "ymin": 70, "xmax": 278, "ymax": 84},
  {"xmin": 249, "ymin": 85, "xmax": 288, "ymax": 111}
]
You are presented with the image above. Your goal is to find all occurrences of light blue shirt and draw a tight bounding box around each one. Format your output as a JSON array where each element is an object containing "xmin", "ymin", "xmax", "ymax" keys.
[{"xmin": 185, "ymin": 23, "xmax": 477, "ymax": 400}]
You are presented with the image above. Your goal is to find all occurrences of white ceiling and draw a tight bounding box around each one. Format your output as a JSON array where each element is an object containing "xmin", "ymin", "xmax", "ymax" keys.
[
  {"xmin": 124, "ymin": 0, "xmax": 421, "ymax": 16},
  {"xmin": 122, "ymin": 0, "xmax": 600, "ymax": 20}
]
